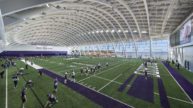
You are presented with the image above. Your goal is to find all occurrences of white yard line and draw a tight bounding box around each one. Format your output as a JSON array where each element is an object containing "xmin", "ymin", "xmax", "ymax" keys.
[
  {"xmin": 78, "ymin": 63, "xmax": 122, "ymax": 83},
  {"xmin": 154, "ymin": 92, "xmax": 193, "ymax": 105},
  {"xmin": 78, "ymin": 82, "xmax": 134, "ymax": 108},
  {"xmin": 162, "ymin": 63, "xmax": 193, "ymax": 103},
  {"xmin": 94, "ymin": 75, "xmax": 128, "ymax": 86},
  {"xmin": 21, "ymin": 60, "xmax": 134, "ymax": 108},
  {"xmin": 72, "ymin": 62, "xmax": 93, "ymax": 67},
  {"xmin": 98, "ymin": 74, "xmax": 122, "ymax": 92},
  {"xmin": 5, "ymin": 69, "xmax": 8, "ymax": 108}
]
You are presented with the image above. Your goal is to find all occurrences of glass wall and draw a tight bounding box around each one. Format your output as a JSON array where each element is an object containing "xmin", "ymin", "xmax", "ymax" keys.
[{"xmin": 78, "ymin": 39, "xmax": 169, "ymax": 59}]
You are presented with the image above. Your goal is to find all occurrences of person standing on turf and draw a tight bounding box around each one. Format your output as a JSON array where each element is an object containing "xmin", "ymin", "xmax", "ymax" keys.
[
  {"xmin": 144, "ymin": 68, "xmax": 148, "ymax": 80},
  {"xmin": 21, "ymin": 87, "xmax": 27, "ymax": 108},
  {"xmin": 80, "ymin": 67, "xmax": 83, "ymax": 76},
  {"xmin": 85, "ymin": 67, "xmax": 88, "ymax": 76},
  {"xmin": 25, "ymin": 64, "xmax": 28, "ymax": 70},
  {"xmin": 64, "ymin": 72, "xmax": 68, "ymax": 84},
  {"xmin": 39, "ymin": 70, "xmax": 43, "ymax": 76},
  {"xmin": 98, "ymin": 62, "xmax": 101, "ymax": 69},
  {"xmin": 12, "ymin": 75, "xmax": 19, "ymax": 88},
  {"xmin": 0, "ymin": 70, "xmax": 5, "ymax": 79},
  {"xmin": 72, "ymin": 70, "xmax": 76, "ymax": 82},
  {"xmin": 177, "ymin": 62, "xmax": 180, "ymax": 70},
  {"xmin": 54, "ymin": 78, "xmax": 58, "ymax": 92},
  {"xmin": 106, "ymin": 62, "xmax": 109, "ymax": 67}
]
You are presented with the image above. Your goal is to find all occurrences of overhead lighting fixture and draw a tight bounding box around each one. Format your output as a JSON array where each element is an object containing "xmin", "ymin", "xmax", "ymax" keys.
[
  {"xmin": 92, "ymin": 31, "xmax": 95, "ymax": 34},
  {"xmin": 46, "ymin": 4, "xmax": 50, "ymax": 7},
  {"xmin": 100, "ymin": 30, "xmax": 103, "ymax": 33},
  {"xmin": 96, "ymin": 30, "xmax": 99, "ymax": 33},
  {"xmin": 111, "ymin": 30, "xmax": 115, "ymax": 33},
  {"xmin": 106, "ymin": 30, "xmax": 109, "ymax": 33},
  {"xmin": 124, "ymin": 30, "xmax": 128, "ymax": 33},
  {"xmin": 88, "ymin": 32, "xmax": 90, "ymax": 34},
  {"xmin": 141, "ymin": 31, "xmax": 147, "ymax": 34},
  {"xmin": 133, "ymin": 30, "xmax": 137, "ymax": 33},
  {"xmin": 118, "ymin": 30, "xmax": 121, "ymax": 32}
]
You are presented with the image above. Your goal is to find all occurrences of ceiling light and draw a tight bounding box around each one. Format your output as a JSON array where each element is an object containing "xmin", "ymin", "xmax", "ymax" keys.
[
  {"xmin": 111, "ymin": 30, "xmax": 115, "ymax": 33},
  {"xmin": 141, "ymin": 31, "xmax": 147, "ymax": 34},
  {"xmin": 88, "ymin": 32, "xmax": 90, "ymax": 34},
  {"xmin": 133, "ymin": 30, "xmax": 137, "ymax": 33},
  {"xmin": 100, "ymin": 30, "xmax": 103, "ymax": 33},
  {"xmin": 118, "ymin": 30, "xmax": 121, "ymax": 32},
  {"xmin": 92, "ymin": 31, "xmax": 95, "ymax": 34},
  {"xmin": 46, "ymin": 4, "xmax": 50, "ymax": 7},
  {"xmin": 124, "ymin": 30, "xmax": 128, "ymax": 33},
  {"xmin": 96, "ymin": 30, "xmax": 99, "ymax": 33},
  {"xmin": 106, "ymin": 30, "xmax": 109, "ymax": 33}
]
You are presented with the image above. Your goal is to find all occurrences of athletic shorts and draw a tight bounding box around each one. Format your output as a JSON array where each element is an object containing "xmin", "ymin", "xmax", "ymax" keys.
[{"xmin": 21, "ymin": 97, "xmax": 26, "ymax": 103}]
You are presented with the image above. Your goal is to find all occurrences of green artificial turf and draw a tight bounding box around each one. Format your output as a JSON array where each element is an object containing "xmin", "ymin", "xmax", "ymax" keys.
[
  {"xmin": 170, "ymin": 63, "xmax": 193, "ymax": 84},
  {"xmin": 1, "ymin": 57, "xmax": 193, "ymax": 108},
  {"xmin": 0, "ymin": 60, "xmax": 5, "ymax": 108}
]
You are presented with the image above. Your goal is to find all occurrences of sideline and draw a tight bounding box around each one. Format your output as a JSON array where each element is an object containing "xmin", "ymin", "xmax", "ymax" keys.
[{"xmin": 5, "ymin": 69, "xmax": 8, "ymax": 108}]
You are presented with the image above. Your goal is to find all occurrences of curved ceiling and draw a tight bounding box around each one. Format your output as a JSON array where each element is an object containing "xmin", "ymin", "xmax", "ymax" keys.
[{"xmin": 3, "ymin": 0, "xmax": 193, "ymax": 46}]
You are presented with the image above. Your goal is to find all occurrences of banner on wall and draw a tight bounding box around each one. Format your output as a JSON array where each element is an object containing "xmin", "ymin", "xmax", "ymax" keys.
[
  {"xmin": 180, "ymin": 20, "xmax": 192, "ymax": 44},
  {"xmin": 170, "ymin": 16, "xmax": 193, "ymax": 47}
]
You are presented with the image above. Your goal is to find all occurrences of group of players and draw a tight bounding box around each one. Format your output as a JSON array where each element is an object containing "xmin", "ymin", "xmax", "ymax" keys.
[
  {"xmin": 63, "ymin": 62, "xmax": 109, "ymax": 84},
  {"xmin": 0, "ymin": 57, "xmax": 110, "ymax": 108},
  {"xmin": 0, "ymin": 57, "xmax": 58, "ymax": 108}
]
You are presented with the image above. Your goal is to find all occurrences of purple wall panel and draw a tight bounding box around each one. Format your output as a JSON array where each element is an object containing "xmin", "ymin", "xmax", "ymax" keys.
[{"xmin": 0, "ymin": 51, "xmax": 67, "ymax": 57}]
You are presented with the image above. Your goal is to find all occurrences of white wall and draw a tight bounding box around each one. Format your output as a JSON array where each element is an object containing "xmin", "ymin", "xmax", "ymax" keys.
[{"xmin": 4, "ymin": 44, "xmax": 71, "ymax": 53}]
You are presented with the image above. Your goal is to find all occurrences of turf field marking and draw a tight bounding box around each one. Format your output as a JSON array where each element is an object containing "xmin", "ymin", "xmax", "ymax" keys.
[
  {"xmin": 93, "ymin": 75, "xmax": 130, "ymax": 87},
  {"xmin": 5, "ymin": 69, "xmax": 8, "ymax": 108},
  {"xmin": 21, "ymin": 59, "xmax": 43, "ymax": 69},
  {"xmin": 154, "ymin": 92, "xmax": 193, "ymax": 105},
  {"xmin": 72, "ymin": 62, "xmax": 93, "ymax": 66},
  {"xmin": 78, "ymin": 63, "xmax": 124, "ymax": 83},
  {"xmin": 162, "ymin": 63, "xmax": 193, "ymax": 103},
  {"xmin": 24, "ymin": 61, "xmax": 134, "ymax": 108},
  {"xmin": 78, "ymin": 82, "xmax": 134, "ymax": 108},
  {"xmin": 98, "ymin": 74, "xmax": 122, "ymax": 92}
]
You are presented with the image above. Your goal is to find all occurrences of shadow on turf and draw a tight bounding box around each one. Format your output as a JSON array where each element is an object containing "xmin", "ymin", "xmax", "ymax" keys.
[{"xmin": 22, "ymin": 76, "xmax": 44, "ymax": 108}]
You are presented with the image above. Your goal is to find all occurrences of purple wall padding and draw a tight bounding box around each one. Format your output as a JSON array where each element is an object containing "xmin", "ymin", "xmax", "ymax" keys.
[{"xmin": 0, "ymin": 51, "xmax": 67, "ymax": 57}]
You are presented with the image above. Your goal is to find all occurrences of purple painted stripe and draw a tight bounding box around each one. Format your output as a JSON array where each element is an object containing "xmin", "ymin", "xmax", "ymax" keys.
[
  {"xmin": 158, "ymin": 78, "xmax": 170, "ymax": 108},
  {"xmin": 38, "ymin": 69, "xmax": 131, "ymax": 108},
  {"xmin": 163, "ymin": 62, "xmax": 193, "ymax": 101},
  {"xmin": 127, "ymin": 75, "xmax": 154, "ymax": 103},
  {"xmin": 0, "ymin": 51, "xmax": 67, "ymax": 57},
  {"xmin": 118, "ymin": 74, "xmax": 134, "ymax": 92}
]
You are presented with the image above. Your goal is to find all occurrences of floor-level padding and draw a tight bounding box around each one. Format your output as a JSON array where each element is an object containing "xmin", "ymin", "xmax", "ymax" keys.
[{"xmin": 127, "ymin": 75, "xmax": 154, "ymax": 103}]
